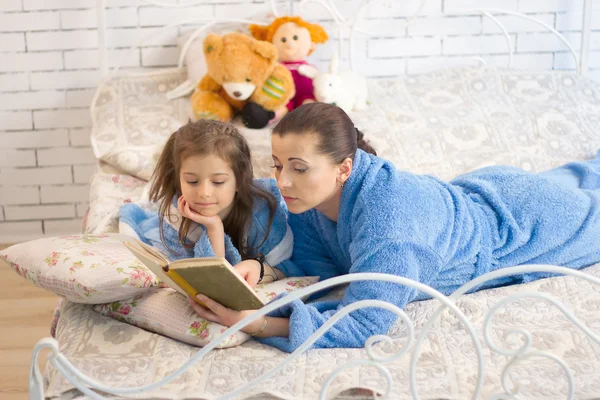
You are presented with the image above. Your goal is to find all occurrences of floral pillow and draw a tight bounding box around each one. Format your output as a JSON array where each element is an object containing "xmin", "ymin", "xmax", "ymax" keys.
[
  {"xmin": 93, "ymin": 276, "xmax": 319, "ymax": 348},
  {"xmin": 0, "ymin": 234, "xmax": 159, "ymax": 304}
]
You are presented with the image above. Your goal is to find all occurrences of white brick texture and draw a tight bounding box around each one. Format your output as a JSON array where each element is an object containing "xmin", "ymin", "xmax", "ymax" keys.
[
  {"xmin": 443, "ymin": 34, "xmax": 517, "ymax": 55},
  {"xmin": 0, "ymin": 149, "xmax": 37, "ymax": 167},
  {"xmin": 73, "ymin": 165, "xmax": 96, "ymax": 184},
  {"xmin": 0, "ymin": 221, "xmax": 43, "ymax": 237},
  {"xmin": 0, "ymin": 91, "xmax": 66, "ymax": 110},
  {"xmin": 0, "ymin": 167, "xmax": 72, "ymax": 185},
  {"xmin": 44, "ymin": 218, "xmax": 83, "ymax": 235},
  {"xmin": 0, "ymin": 111, "xmax": 32, "ymax": 130},
  {"xmin": 40, "ymin": 184, "xmax": 89, "ymax": 203},
  {"xmin": 0, "ymin": 33, "xmax": 26, "ymax": 51},
  {"xmin": 0, "ymin": 52, "xmax": 63, "ymax": 72},
  {"xmin": 0, "ymin": 186, "xmax": 40, "ymax": 205},
  {"xmin": 0, "ymin": 73, "xmax": 29, "ymax": 91},
  {"xmin": 0, "ymin": 130, "xmax": 69, "ymax": 149},
  {"xmin": 4, "ymin": 204, "xmax": 75, "ymax": 220},
  {"xmin": 0, "ymin": 11, "xmax": 59, "ymax": 32},
  {"xmin": 37, "ymin": 147, "xmax": 95, "ymax": 166},
  {"xmin": 0, "ymin": 0, "xmax": 597, "ymax": 239},
  {"xmin": 0, "ymin": 0, "xmax": 23, "ymax": 12}
]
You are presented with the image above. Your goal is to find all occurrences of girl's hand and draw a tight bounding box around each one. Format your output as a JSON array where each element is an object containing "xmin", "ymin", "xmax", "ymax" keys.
[
  {"xmin": 187, "ymin": 294, "xmax": 263, "ymax": 334},
  {"xmin": 177, "ymin": 196, "xmax": 223, "ymax": 231},
  {"xmin": 234, "ymin": 259, "xmax": 262, "ymax": 288}
]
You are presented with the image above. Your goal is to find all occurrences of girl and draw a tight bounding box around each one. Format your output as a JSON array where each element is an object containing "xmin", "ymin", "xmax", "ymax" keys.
[
  {"xmin": 119, "ymin": 120, "xmax": 292, "ymax": 299},
  {"xmin": 189, "ymin": 102, "xmax": 600, "ymax": 353}
]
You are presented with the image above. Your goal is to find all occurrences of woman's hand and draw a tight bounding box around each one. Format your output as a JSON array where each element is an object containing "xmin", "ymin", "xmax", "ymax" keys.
[
  {"xmin": 187, "ymin": 294, "xmax": 264, "ymax": 334},
  {"xmin": 234, "ymin": 259, "xmax": 262, "ymax": 288},
  {"xmin": 177, "ymin": 196, "xmax": 223, "ymax": 231}
]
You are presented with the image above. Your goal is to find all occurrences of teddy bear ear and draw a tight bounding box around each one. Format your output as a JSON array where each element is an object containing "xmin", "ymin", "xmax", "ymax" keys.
[
  {"xmin": 251, "ymin": 39, "xmax": 278, "ymax": 62},
  {"xmin": 203, "ymin": 34, "xmax": 223, "ymax": 55}
]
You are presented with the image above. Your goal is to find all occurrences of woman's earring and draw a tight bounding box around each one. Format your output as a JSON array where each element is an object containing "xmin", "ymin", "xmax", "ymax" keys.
[{"xmin": 340, "ymin": 181, "xmax": 345, "ymax": 188}]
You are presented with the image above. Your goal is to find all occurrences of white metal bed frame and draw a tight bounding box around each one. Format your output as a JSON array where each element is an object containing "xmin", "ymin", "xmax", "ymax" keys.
[{"xmin": 29, "ymin": 1, "xmax": 600, "ymax": 399}]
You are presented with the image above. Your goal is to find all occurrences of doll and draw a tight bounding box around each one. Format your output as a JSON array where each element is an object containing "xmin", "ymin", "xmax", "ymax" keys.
[{"xmin": 250, "ymin": 16, "xmax": 328, "ymax": 117}]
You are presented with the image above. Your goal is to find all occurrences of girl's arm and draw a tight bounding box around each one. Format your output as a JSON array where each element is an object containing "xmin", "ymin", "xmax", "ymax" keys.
[
  {"xmin": 233, "ymin": 258, "xmax": 285, "ymax": 287},
  {"xmin": 204, "ymin": 224, "xmax": 225, "ymax": 258},
  {"xmin": 178, "ymin": 196, "xmax": 226, "ymax": 258},
  {"xmin": 262, "ymin": 261, "xmax": 286, "ymax": 282}
]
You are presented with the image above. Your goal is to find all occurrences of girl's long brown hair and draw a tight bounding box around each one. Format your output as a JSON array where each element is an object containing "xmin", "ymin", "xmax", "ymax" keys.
[{"xmin": 149, "ymin": 120, "xmax": 277, "ymax": 259}]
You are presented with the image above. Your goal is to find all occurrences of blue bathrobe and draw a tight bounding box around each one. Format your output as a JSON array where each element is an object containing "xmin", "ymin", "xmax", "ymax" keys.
[
  {"xmin": 259, "ymin": 149, "xmax": 600, "ymax": 352},
  {"xmin": 119, "ymin": 179, "xmax": 293, "ymax": 268}
]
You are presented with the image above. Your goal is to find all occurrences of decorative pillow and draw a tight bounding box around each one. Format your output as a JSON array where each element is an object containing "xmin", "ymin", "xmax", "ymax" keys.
[
  {"xmin": 0, "ymin": 234, "xmax": 160, "ymax": 304},
  {"xmin": 93, "ymin": 276, "xmax": 319, "ymax": 348},
  {"xmin": 85, "ymin": 173, "xmax": 148, "ymax": 234}
]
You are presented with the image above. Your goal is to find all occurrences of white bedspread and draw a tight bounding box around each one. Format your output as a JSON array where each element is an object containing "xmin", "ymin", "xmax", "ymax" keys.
[
  {"xmin": 46, "ymin": 263, "xmax": 600, "ymax": 399},
  {"xmin": 57, "ymin": 66, "xmax": 600, "ymax": 399}
]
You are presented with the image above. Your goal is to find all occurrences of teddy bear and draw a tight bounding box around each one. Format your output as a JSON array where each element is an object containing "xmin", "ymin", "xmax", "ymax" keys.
[{"xmin": 190, "ymin": 32, "xmax": 295, "ymax": 129}]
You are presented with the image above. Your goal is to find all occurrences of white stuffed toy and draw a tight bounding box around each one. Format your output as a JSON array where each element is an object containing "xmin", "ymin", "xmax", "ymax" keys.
[{"xmin": 298, "ymin": 54, "xmax": 368, "ymax": 113}]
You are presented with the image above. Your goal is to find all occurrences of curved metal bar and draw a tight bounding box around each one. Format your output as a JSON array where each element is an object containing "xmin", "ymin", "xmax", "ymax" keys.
[
  {"xmin": 319, "ymin": 359, "xmax": 391, "ymax": 400},
  {"xmin": 269, "ymin": 0, "xmax": 281, "ymax": 17},
  {"xmin": 30, "ymin": 272, "xmax": 483, "ymax": 399},
  {"xmin": 410, "ymin": 264, "xmax": 600, "ymax": 400},
  {"xmin": 450, "ymin": 8, "xmax": 580, "ymax": 74},
  {"xmin": 479, "ymin": 11, "xmax": 513, "ymax": 68},
  {"xmin": 498, "ymin": 351, "xmax": 575, "ymax": 399},
  {"xmin": 484, "ymin": 291, "xmax": 600, "ymax": 357}
]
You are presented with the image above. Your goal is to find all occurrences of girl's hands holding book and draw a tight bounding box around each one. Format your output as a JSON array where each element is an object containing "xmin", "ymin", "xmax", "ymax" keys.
[
  {"xmin": 188, "ymin": 294, "xmax": 291, "ymax": 338},
  {"xmin": 187, "ymin": 294, "xmax": 261, "ymax": 334},
  {"xmin": 234, "ymin": 259, "xmax": 262, "ymax": 288}
]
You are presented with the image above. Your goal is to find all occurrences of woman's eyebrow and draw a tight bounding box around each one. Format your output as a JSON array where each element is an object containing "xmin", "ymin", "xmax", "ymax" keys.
[{"xmin": 289, "ymin": 157, "xmax": 308, "ymax": 162}]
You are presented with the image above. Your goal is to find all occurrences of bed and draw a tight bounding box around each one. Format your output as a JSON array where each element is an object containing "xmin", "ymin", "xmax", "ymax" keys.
[{"xmin": 30, "ymin": 0, "xmax": 600, "ymax": 399}]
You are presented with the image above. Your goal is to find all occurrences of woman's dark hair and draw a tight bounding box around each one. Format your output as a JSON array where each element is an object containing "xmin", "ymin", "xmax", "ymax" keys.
[
  {"xmin": 272, "ymin": 102, "xmax": 376, "ymax": 163},
  {"xmin": 149, "ymin": 119, "xmax": 276, "ymax": 259}
]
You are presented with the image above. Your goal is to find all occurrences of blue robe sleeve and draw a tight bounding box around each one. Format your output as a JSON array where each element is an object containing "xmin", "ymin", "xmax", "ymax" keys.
[
  {"xmin": 259, "ymin": 207, "xmax": 443, "ymax": 352},
  {"xmin": 119, "ymin": 202, "xmax": 242, "ymax": 264},
  {"xmin": 191, "ymin": 226, "xmax": 242, "ymax": 265}
]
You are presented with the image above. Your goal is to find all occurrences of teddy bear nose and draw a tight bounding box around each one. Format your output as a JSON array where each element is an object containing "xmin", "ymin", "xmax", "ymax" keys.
[{"xmin": 233, "ymin": 91, "xmax": 242, "ymax": 98}]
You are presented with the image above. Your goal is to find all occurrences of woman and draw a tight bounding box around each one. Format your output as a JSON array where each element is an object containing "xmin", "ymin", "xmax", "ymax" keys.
[{"xmin": 189, "ymin": 102, "xmax": 600, "ymax": 353}]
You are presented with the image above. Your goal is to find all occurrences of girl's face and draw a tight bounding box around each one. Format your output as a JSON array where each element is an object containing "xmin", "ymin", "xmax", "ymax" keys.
[
  {"xmin": 179, "ymin": 153, "xmax": 237, "ymax": 219},
  {"xmin": 271, "ymin": 133, "xmax": 342, "ymax": 215},
  {"xmin": 272, "ymin": 22, "xmax": 314, "ymax": 62}
]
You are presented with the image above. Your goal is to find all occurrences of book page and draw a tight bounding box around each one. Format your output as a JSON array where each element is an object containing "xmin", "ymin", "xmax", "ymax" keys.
[
  {"xmin": 124, "ymin": 241, "xmax": 186, "ymax": 296},
  {"xmin": 174, "ymin": 264, "xmax": 264, "ymax": 310}
]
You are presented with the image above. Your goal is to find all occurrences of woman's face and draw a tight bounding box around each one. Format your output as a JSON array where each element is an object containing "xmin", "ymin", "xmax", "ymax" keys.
[{"xmin": 271, "ymin": 133, "xmax": 341, "ymax": 214}]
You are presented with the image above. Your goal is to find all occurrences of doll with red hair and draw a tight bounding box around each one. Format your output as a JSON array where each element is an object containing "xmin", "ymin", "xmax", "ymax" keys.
[{"xmin": 250, "ymin": 17, "xmax": 328, "ymax": 117}]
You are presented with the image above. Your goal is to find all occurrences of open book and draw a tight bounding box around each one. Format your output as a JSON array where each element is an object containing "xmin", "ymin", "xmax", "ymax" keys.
[{"xmin": 125, "ymin": 240, "xmax": 264, "ymax": 311}]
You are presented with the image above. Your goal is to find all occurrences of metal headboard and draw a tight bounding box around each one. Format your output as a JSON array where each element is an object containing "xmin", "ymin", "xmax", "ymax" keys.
[{"xmin": 95, "ymin": 0, "xmax": 594, "ymax": 78}]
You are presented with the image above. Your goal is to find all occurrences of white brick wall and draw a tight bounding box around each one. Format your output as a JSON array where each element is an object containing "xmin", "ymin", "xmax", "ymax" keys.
[{"xmin": 0, "ymin": 0, "xmax": 598, "ymax": 240}]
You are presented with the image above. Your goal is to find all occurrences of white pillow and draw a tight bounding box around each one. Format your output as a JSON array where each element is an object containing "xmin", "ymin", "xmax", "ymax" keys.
[
  {"xmin": 94, "ymin": 276, "xmax": 319, "ymax": 348},
  {"xmin": 0, "ymin": 234, "xmax": 160, "ymax": 304}
]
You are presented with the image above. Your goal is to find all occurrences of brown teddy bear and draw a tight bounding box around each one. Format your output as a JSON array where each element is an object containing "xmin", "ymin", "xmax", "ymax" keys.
[{"xmin": 190, "ymin": 32, "xmax": 295, "ymax": 129}]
